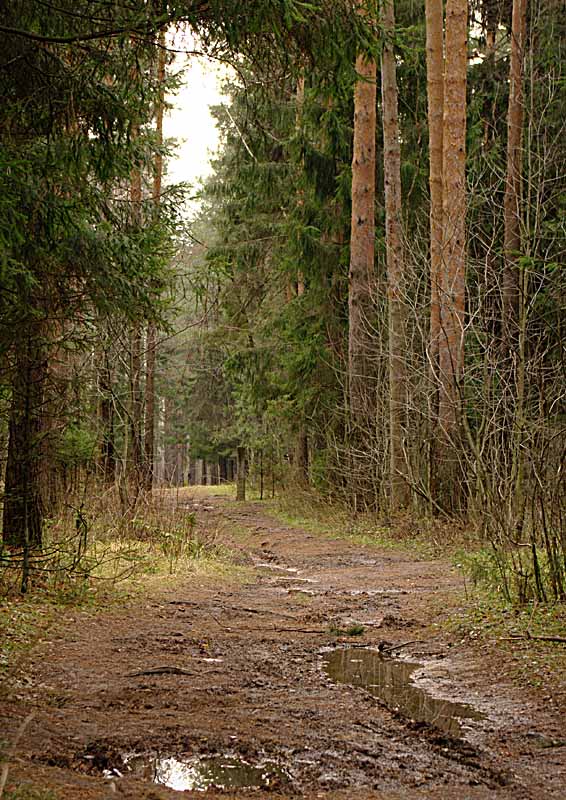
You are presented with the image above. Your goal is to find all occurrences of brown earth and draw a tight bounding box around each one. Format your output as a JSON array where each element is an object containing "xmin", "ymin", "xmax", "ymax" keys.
[{"xmin": 1, "ymin": 494, "xmax": 565, "ymax": 799}]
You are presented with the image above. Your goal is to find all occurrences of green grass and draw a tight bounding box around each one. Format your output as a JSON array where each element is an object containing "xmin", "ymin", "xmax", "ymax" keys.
[
  {"xmin": 444, "ymin": 590, "xmax": 566, "ymax": 691},
  {"xmin": 327, "ymin": 622, "xmax": 366, "ymax": 637},
  {"xmin": 0, "ymin": 600, "xmax": 57, "ymax": 682},
  {"xmin": 0, "ymin": 787, "xmax": 58, "ymax": 800},
  {"xmin": 0, "ymin": 495, "xmax": 249, "ymax": 679},
  {"xmin": 265, "ymin": 498, "xmax": 440, "ymax": 559}
]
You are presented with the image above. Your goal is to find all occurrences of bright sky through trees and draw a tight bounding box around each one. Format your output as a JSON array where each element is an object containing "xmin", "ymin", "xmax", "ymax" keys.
[{"xmin": 164, "ymin": 30, "xmax": 229, "ymax": 210}]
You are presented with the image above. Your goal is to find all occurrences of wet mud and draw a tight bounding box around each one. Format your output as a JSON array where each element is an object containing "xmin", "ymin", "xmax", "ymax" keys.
[{"xmin": 1, "ymin": 496, "xmax": 565, "ymax": 799}]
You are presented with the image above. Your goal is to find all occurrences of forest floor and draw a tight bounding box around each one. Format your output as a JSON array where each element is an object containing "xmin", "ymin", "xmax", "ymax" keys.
[{"xmin": 1, "ymin": 489, "xmax": 565, "ymax": 799}]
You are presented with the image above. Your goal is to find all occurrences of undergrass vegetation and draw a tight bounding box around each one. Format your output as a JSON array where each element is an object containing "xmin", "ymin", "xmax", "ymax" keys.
[
  {"xmin": 444, "ymin": 591, "xmax": 566, "ymax": 694},
  {"xmin": 0, "ymin": 487, "xmax": 245, "ymax": 678},
  {"xmin": 265, "ymin": 487, "xmax": 455, "ymax": 559},
  {"xmin": 0, "ymin": 786, "xmax": 58, "ymax": 800}
]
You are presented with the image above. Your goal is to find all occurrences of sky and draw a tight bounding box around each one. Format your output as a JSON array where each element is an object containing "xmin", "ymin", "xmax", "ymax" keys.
[{"xmin": 162, "ymin": 30, "xmax": 230, "ymax": 211}]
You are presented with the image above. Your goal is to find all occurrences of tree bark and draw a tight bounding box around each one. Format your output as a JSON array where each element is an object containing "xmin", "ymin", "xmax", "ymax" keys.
[
  {"xmin": 502, "ymin": 0, "xmax": 527, "ymax": 349},
  {"xmin": 381, "ymin": 0, "xmax": 408, "ymax": 510},
  {"xmin": 425, "ymin": 0, "xmax": 445, "ymax": 377},
  {"xmin": 129, "ymin": 321, "xmax": 143, "ymax": 485},
  {"xmin": 348, "ymin": 1, "xmax": 377, "ymax": 429},
  {"xmin": 2, "ymin": 333, "xmax": 47, "ymax": 550},
  {"xmin": 439, "ymin": 0, "xmax": 468, "ymax": 436},
  {"xmin": 98, "ymin": 349, "xmax": 115, "ymax": 483},
  {"xmin": 236, "ymin": 446, "xmax": 247, "ymax": 501},
  {"xmin": 434, "ymin": 0, "xmax": 468, "ymax": 512},
  {"xmin": 129, "ymin": 124, "xmax": 144, "ymax": 488},
  {"xmin": 144, "ymin": 30, "xmax": 166, "ymax": 491}
]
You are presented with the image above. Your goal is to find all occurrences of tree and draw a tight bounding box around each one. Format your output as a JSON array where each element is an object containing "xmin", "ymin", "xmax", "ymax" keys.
[
  {"xmin": 436, "ymin": 0, "xmax": 468, "ymax": 511},
  {"xmin": 144, "ymin": 30, "xmax": 168, "ymax": 491},
  {"xmin": 502, "ymin": 0, "xmax": 527, "ymax": 347},
  {"xmin": 348, "ymin": 1, "xmax": 377, "ymax": 432},
  {"xmin": 381, "ymin": 0, "xmax": 408, "ymax": 509},
  {"xmin": 425, "ymin": 0, "xmax": 444, "ymax": 384}
]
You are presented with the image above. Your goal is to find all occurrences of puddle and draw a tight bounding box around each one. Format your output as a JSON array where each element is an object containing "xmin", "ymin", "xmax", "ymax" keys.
[
  {"xmin": 122, "ymin": 753, "xmax": 288, "ymax": 791},
  {"xmin": 323, "ymin": 648, "xmax": 484, "ymax": 736}
]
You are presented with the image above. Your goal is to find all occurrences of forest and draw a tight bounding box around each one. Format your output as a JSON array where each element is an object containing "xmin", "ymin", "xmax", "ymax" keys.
[{"xmin": 0, "ymin": 1, "xmax": 565, "ymax": 799}]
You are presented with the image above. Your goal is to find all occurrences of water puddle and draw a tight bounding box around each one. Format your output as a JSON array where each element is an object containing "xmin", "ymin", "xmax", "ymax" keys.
[
  {"xmin": 121, "ymin": 753, "xmax": 288, "ymax": 791},
  {"xmin": 323, "ymin": 648, "xmax": 484, "ymax": 736}
]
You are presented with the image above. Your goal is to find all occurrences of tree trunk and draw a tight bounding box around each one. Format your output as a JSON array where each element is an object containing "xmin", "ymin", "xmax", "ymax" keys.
[
  {"xmin": 98, "ymin": 350, "xmax": 115, "ymax": 483},
  {"xmin": 295, "ymin": 429, "xmax": 309, "ymax": 484},
  {"xmin": 129, "ymin": 322, "xmax": 143, "ymax": 486},
  {"xmin": 381, "ymin": 0, "xmax": 408, "ymax": 510},
  {"xmin": 437, "ymin": 0, "xmax": 468, "ymax": 512},
  {"xmin": 129, "ymin": 134, "xmax": 144, "ymax": 488},
  {"xmin": 144, "ymin": 31, "xmax": 166, "ymax": 491},
  {"xmin": 2, "ymin": 333, "xmax": 47, "ymax": 550},
  {"xmin": 236, "ymin": 446, "xmax": 247, "ymax": 501},
  {"xmin": 348, "ymin": 2, "xmax": 377, "ymax": 428},
  {"xmin": 425, "ymin": 0, "xmax": 445, "ymax": 378},
  {"xmin": 502, "ymin": 0, "xmax": 527, "ymax": 349}
]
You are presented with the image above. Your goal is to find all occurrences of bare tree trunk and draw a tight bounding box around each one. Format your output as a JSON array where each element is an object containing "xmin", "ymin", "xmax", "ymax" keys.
[
  {"xmin": 144, "ymin": 30, "xmax": 166, "ymax": 491},
  {"xmin": 2, "ymin": 332, "xmax": 46, "ymax": 551},
  {"xmin": 348, "ymin": 2, "xmax": 377, "ymax": 428},
  {"xmin": 236, "ymin": 446, "xmax": 247, "ymax": 501},
  {"xmin": 437, "ymin": 0, "xmax": 468, "ymax": 511},
  {"xmin": 502, "ymin": 0, "xmax": 527, "ymax": 348},
  {"xmin": 425, "ymin": 0, "xmax": 445, "ymax": 377},
  {"xmin": 129, "ymin": 128, "xmax": 143, "ymax": 489},
  {"xmin": 293, "ymin": 76, "xmax": 309, "ymax": 486},
  {"xmin": 381, "ymin": 0, "xmax": 408, "ymax": 510},
  {"xmin": 144, "ymin": 322, "xmax": 156, "ymax": 488},
  {"xmin": 129, "ymin": 322, "xmax": 143, "ymax": 487},
  {"xmin": 98, "ymin": 350, "xmax": 115, "ymax": 483}
]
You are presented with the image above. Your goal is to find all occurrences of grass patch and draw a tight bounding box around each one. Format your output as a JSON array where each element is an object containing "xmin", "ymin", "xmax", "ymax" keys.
[
  {"xmin": 444, "ymin": 589, "xmax": 566, "ymax": 692},
  {"xmin": 0, "ymin": 490, "xmax": 246, "ymax": 678},
  {"xmin": 264, "ymin": 491, "xmax": 447, "ymax": 559},
  {"xmin": 328, "ymin": 622, "xmax": 366, "ymax": 637},
  {"xmin": 0, "ymin": 600, "xmax": 57, "ymax": 682},
  {"xmin": 0, "ymin": 787, "xmax": 58, "ymax": 800}
]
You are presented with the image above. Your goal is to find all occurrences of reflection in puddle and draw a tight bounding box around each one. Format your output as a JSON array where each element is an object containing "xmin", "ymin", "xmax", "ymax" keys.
[
  {"xmin": 323, "ymin": 648, "xmax": 484, "ymax": 736},
  {"xmin": 126, "ymin": 754, "xmax": 288, "ymax": 791}
]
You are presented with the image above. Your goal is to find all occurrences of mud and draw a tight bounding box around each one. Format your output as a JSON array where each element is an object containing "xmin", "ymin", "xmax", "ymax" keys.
[{"xmin": 1, "ymin": 495, "xmax": 565, "ymax": 799}]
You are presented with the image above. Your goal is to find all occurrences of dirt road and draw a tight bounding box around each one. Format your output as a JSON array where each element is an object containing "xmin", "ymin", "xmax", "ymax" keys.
[{"xmin": 1, "ymin": 496, "xmax": 565, "ymax": 798}]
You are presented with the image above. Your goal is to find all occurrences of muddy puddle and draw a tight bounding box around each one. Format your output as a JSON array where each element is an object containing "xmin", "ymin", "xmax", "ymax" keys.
[
  {"xmin": 323, "ymin": 648, "xmax": 485, "ymax": 737},
  {"xmin": 108, "ymin": 753, "xmax": 289, "ymax": 791}
]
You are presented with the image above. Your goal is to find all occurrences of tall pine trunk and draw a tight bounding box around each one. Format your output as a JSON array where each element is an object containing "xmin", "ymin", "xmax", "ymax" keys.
[
  {"xmin": 293, "ymin": 75, "xmax": 309, "ymax": 485},
  {"xmin": 381, "ymin": 0, "xmax": 408, "ymax": 509},
  {"xmin": 437, "ymin": 0, "xmax": 468, "ymax": 512},
  {"xmin": 2, "ymin": 331, "xmax": 47, "ymax": 551},
  {"xmin": 348, "ymin": 3, "xmax": 377, "ymax": 429},
  {"xmin": 144, "ymin": 30, "xmax": 167, "ymax": 491},
  {"xmin": 425, "ymin": 0, "xmax": 444, "ymax": 379},
  {"xmin": 502, "ymin": 0, "xmax": 527, "ymax": 349},
  {"xmin": 128, "ymin": 124, "xmax": 144, "ymax": 489}
]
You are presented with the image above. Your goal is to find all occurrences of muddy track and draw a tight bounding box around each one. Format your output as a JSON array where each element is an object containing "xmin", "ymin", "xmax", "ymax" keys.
[{"xmin": 1, "ymin": 496, "xmax": 565, "ymax": 799}]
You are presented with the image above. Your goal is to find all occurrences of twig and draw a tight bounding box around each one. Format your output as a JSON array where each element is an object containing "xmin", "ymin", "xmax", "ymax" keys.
[
  {"xmin": 500, "ymin": 635, "xmax": 566, "ymax": 644},
  {"xmin": 380, "ymin": 639, "xmax": 424, "ymax": 654},
  {"xmin": 127, "ymin": 666, "xmax": 193, "ymax": 677},
  {"xmin": 0, "ymin": 712, "xmax": 35, "ymax": 799}
]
